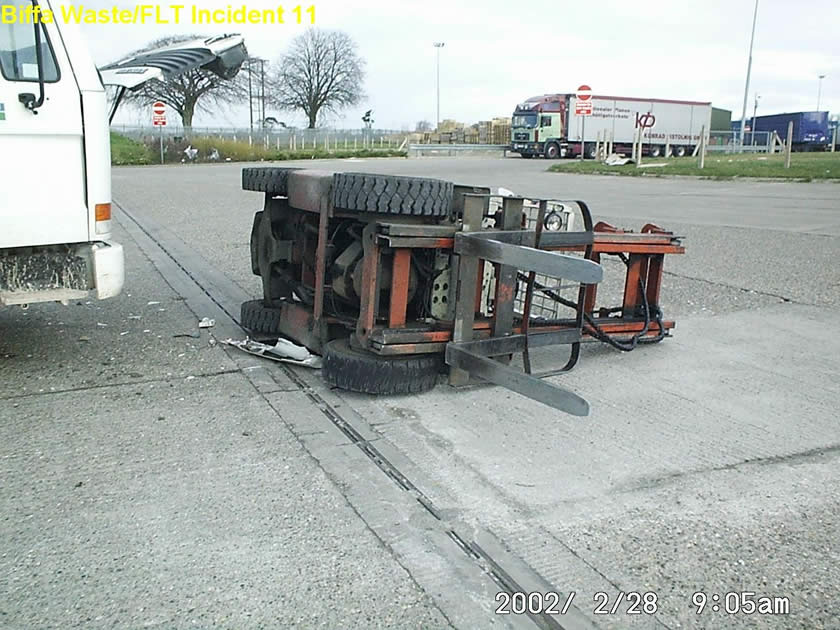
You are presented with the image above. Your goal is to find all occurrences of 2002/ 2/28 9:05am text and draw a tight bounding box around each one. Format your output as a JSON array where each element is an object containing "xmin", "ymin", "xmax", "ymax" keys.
[{"xmin": 495, "ymin": 591, "xmax": 791, "ymax": 617}]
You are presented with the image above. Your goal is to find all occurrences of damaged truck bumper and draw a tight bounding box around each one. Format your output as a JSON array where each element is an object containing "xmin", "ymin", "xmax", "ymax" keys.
[{"xmin": 0, "ymin": 241, "xmax": 124, "ymax": 306}]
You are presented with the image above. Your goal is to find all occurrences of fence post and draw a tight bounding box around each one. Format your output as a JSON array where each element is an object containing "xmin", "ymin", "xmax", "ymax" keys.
[
  {"xmin": 832, "ymin": 126, "xmax": 837, "ymax": 153},
  {"xmin": 784, "ymin": 121, "xmax": 793, "ymax": 168},
  {"xmin": 699, "ymin": 125, "xmax": 706, "ymax": 169},
  {"xmin": 595, "ymin": 131, "xmax": 601, "ymax": 161},
  {"xmin": 665, "ymin": 135, "xmax": 670, "ymax": 158}
]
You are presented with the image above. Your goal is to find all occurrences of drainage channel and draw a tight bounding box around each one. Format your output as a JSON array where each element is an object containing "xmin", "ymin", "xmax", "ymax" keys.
[{"xmin": 116, "ymin": 201, "xmax": 597, "ymax": 630}]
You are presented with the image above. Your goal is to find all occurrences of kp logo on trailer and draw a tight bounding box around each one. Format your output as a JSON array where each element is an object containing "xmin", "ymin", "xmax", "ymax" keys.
[{"xmin": 636, "ymin": 112, "xmax": 656, "ymax": 129}]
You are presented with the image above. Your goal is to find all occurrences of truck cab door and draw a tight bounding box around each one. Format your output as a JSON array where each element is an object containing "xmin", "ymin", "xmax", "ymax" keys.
[{"xmin": 0, "ymin": 0, "xmax": 88, "ymax": 248}]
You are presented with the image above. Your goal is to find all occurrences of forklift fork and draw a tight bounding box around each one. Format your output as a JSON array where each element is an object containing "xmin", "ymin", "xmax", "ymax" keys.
[{"xmin": 446, "ymin": 194, "xmax": 602, "ymax": 416}]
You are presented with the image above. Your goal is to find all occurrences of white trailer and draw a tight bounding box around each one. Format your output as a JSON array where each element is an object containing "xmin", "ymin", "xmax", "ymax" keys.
[
  {"xmin": 0, "ymin": 0, "xmax": 245, "ymax": 307},
  {"xmin": 567, "ymin": 95, "xmax": 712, "ymax": 158}
]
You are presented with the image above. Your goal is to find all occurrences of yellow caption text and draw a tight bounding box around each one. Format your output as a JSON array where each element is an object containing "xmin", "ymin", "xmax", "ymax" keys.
[{"xmin": 1, "ymin": 4, "xmax": 315, "ymax": 26}]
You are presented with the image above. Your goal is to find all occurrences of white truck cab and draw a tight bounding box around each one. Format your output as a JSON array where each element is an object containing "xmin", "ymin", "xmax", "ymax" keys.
[{"xmin": 0, "ymin": 0, "xmax": 245, "ymax": 307}]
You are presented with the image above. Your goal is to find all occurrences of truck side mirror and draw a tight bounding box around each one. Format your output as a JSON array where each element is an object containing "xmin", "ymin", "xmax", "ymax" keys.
[
  {"xmin": 18, "ymin": 93, "xmax": 40, "ymax": 114},
  {"xmin": 18, "ymin": 0, "xmax": 47, "ymax": 113}
]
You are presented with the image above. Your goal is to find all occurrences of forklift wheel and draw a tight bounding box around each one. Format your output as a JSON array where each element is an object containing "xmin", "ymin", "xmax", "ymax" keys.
[
  {"xmin": 323, "ymin": 339, "xmax": 442, "ymax": 395},
  {"xmin": 332, "ymin": 173, "xmax": 453, "ymax": 217},
  {"xmin": 240, "ymin": 299, "xmax": 282, "ymax": 334},
  {"xmin": 242, "ymin": 167, "xmax": 299, "ymax": 195}
]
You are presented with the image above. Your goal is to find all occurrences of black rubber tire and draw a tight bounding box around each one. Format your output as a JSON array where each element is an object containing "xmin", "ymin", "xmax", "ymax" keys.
[
  {"xmin": 242, "ymin": 167, "xmax": 299, "ymax": 195},
  {"xmin": 545, "ymin": 143, "xmax": 560, "ymax": 159},
  {"xmin": 673, "ymin": 146, "xmax": 687, "ymax": 158},
  {"xmin": 240, "ymin": 299, "xmax": 283, "ymax": 334},
  {"xmin": 649, "ymin": 145, "xmax": 662, "ymax": 158},
  {"xmin": 332, "ymin": 173, "xmax": 453, "ymax": 217},
  {"xmin": 322, "ymin": 338, "xmax": 442, "ymax": 395}
]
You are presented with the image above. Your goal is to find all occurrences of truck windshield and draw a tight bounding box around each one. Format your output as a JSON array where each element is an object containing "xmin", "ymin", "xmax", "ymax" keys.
[
  {"xmin": 512, "ymin": 114, "xmax": 538, "ymax": 129},
  {"xmin": 0, "ymin": 0, "xmax": 59, "ymax": 83}
]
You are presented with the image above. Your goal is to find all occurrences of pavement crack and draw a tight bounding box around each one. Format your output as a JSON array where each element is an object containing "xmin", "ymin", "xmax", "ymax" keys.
[
  {"xmin": 662, "ymin": 270, "xmax": 804, "ymax": 304},
  {"xmin": 617, "ymin": 443, "xmax": 840, "ymax": 494},
  {"xmin": 0, "ymin": 370, "xmax": 240, "ymax": 401}
]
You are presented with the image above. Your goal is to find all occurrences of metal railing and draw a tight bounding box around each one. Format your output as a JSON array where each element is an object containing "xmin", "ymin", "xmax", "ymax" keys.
[
  {"xmin": 111, "ymin": 124, "xmax": 515, "ymax": 150},
  {"xmin": 111, "ymin": 124, "xmax": 413, "ymax": 150}
]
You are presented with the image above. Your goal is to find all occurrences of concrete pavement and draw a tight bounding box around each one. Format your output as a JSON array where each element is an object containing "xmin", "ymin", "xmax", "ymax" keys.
[{"xmin": 2, "ymin": 156, "xmax": 838, "ymax": 629}]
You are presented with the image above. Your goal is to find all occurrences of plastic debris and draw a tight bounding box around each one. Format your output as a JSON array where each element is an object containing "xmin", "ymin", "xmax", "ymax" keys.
[
  {"xmin": 198, "ymin": 318, "xmax": 216, "ymax": 329},
  {"xmin": 223, "ymin": 337, "xmax": 322, "ymax": 369},
  {"xmin": 604, "ymin": 154, "xmax": 633, "ymax": 166},
  {"xmin": 147, "ymin": 301, "xmax": 161, "ymax": 306}
]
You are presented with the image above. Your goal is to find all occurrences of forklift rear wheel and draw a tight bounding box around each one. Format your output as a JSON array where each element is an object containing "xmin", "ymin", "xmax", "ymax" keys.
[
  {"xmin": 322, "ymin": 339, "xmax": 442, "ymax": 395},
  {"xmin": 332, "ymin": 173, "xmax": 453, "ymax": 217},
  {"xmin": 242, "ymin": 167, "xmax": 299, "ymax": 195},
  {"xmin": 241, "ymin": 299, "xmax": 283, "ymax": 334}
]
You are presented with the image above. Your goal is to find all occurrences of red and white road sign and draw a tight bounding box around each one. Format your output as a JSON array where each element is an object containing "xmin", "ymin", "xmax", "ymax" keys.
[
  {"xmin": 575, "ymin": 84, "xmax": 593, "ymax": 116},
  {"xmin": 152, "ymin": 101, "xmax": 166, "ymax": 126}
]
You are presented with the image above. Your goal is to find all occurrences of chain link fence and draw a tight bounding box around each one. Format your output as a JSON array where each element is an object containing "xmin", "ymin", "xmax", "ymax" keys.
[{"xmin": 708, "ymin": 130, "xmax": 774, "ymax": 153}]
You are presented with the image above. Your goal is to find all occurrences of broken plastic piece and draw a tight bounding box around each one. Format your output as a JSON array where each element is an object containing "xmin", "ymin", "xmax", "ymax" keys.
[
  {"xmin": 198, "ymin": 317, "xmax": 216, "ymax": 329},
  {"xmin": 222, "ymin": 337, "xmax": 322, "ymax": 369},
  {"xmin": 604, "ymin": 153, "xmax": 633, "ymax": 166}
]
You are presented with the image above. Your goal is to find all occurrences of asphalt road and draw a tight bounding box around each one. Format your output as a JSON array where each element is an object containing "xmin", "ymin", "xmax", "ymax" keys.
[{"xmin": 1, "ymin": 156, "xmax": 838, "ymax": 629}]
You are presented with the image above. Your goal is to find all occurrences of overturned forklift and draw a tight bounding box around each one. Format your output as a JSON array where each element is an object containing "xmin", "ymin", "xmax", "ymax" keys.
[{"xmin": 241, "ymin": 168, "xmax": 684, "ymax": 416}]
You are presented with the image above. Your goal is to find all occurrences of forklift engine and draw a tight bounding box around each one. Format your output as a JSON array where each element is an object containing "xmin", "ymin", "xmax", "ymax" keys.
[{"xmin": 242, "ymin": 168, "xmax": 685, "ymax": 416}]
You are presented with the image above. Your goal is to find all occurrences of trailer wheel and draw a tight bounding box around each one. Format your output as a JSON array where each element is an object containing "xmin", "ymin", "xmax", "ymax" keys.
[
  {"xmin": 242, "ymin": 167, "xmax": 299, "ymax": 195},
  {"xmin": 585, "ymin": 143, "xmax": 597, "ymax": 159},
  {"xmin": 240, "ymin": 299, "xmax": 283, "ymax": 334},
  {"xmin": 649, "ymin": 145, "xmax": 662, "ymax": 158},
  {"xmin": 545, "ymin": 143, "xmax": 560, "ymax": 159},
  {"xmin": 332, "ymin": 173, "xmax": 453, "ymax": 217},
  {"xmin": 673, "ymin": 146, "xmax": 687, "ymax": 158},
  {"xmin": 322, "ymin": 338, "xmax": 442, "ymax": 395}
]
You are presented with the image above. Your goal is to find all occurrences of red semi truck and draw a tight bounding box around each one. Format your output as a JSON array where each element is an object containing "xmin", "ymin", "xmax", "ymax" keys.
[{"xmin": 511, "ymin": 93, "xmax": 712, "ymax": 159}]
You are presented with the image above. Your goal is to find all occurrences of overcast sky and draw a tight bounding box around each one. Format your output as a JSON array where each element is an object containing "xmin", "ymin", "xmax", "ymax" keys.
[{"xmin": 75, "ymin": 0, "xmax": 839, "ymax": 130}]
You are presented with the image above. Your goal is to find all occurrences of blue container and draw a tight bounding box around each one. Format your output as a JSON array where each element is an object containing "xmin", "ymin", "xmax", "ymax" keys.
[{"xmin": 732, "ymin": 112, "xmax": 830, "ymax": 146}]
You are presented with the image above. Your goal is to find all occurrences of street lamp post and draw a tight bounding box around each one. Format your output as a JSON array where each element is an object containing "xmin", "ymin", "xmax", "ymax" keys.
[
  {"xmin": 739, "ymin": 0, "xmax": 759, "ymax": 152},
  {"xmin": 433, "ymin": 42, "xmax": 444, "ymax": 130},
  {"xmin": 817, "ymin": 74, "xmax": 826, "ymax": 111}
]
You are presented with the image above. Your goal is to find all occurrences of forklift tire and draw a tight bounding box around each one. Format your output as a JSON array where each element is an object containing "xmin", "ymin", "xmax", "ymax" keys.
[
  {"xmin": 240, "ymin": 299, "xmax": 283, "ymax": 334},
  {"xmin": 322, "ymin": 339, "xmax": 442, "ymax": 395},
  {"xmin": 242, "ymin": 167, "xmax": 299, "ymax": 195},
  {"xmin": 332, "ymin": 173, "xmax": 453, "ymax": 217}
]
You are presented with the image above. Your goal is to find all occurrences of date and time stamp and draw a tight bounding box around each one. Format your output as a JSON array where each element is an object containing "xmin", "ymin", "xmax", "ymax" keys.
[{"xmin": 494, "ymin": 590, "xmax": 791, "ymax": 618}]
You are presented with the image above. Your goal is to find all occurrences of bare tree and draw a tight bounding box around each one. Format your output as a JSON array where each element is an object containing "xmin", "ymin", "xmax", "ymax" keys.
[
  {"xmin": 270, "ymin": 29, "xmax": 365, "ymax": 129},
  {"xmin": 119, "ymin": 35, "xmax": 246, "ymax": 129},
  {"xmin": 415, "ymin": 120, "xmax": 432, "ymax": 132}
]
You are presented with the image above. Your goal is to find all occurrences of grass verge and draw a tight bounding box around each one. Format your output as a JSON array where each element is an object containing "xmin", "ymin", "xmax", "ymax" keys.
[
  {"xmin": 110, "ymin": 132, "xmax": 154, "ymax": 165},
  {"xmin": 548, "ymin": 152, "xmax": 840, "ymax": 181},
  {"xmin": 111, "ymin": 133, "xmax": 406, "ymax": 165}
]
